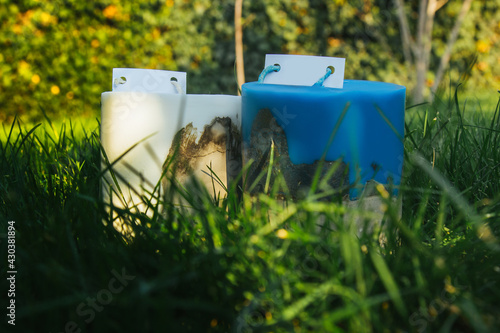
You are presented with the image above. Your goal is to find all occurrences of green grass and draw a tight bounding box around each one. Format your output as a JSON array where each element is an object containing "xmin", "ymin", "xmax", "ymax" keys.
[
  {"xmin": 1, "ymin": 88, "xmax": 500, "ymax": 333},
  {"xmin": 0, "ymin": 115, "xmax": 99, "ymax": 143},
  {"xmin": 459, "ymin": 90, "xmax": 499, "ymax": 116}
]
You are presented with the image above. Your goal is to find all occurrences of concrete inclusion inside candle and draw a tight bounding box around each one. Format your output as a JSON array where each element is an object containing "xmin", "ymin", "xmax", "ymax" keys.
[
  {"xmin": 162, "ymin": 117, "xmax": 241, "ymax": 197},
  {"xmin": 245, "ymin": 108, "xmax": 349, "ymax": 200},
  {"xmin": 242, "ymin": 80, "xmax": 406, "ymax": 200}
]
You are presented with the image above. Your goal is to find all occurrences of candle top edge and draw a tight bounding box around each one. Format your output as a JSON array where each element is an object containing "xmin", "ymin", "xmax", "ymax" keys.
[
  {"xmin": 242, "ymin": 79, "xmax": 406, "ymax": 92},
  {"xmin": 101, "ymin": 92, "xmax": 241, "ymax": 98}
]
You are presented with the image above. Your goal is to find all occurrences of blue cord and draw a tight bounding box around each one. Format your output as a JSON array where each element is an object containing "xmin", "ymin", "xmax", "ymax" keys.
[
  {"xmin": 258, "ymin": 64, "xmax": 281, "ymax": 83},
  {"xmin": 258, "ymin": 64, "xmax": 333, "ymax": 86},
  {"xmin": 313, "ymin": 67, "xmax": 333, "ymax": 87}
]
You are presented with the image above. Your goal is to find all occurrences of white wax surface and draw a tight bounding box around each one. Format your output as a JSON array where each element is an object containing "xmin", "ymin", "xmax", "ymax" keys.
[{"xmin": 101, "ymin": 92, "xmax": 241, "ymax": 217}]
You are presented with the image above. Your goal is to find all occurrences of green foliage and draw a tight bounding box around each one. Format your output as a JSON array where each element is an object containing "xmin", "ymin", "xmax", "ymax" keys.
[
  {"xmin": 0, "ymin": 0, "xmax": 237, "ymax": 123},
  {"xmin": 440, "ymin": 0, "xmax": 500, "ymax": 91},
  {"xmin": 1, "ymin": 90, "xmax": 500, "ymax": 332},
  {"xmin": 1, "ymin": 0, "xmax": 499, "ymax": 122}
]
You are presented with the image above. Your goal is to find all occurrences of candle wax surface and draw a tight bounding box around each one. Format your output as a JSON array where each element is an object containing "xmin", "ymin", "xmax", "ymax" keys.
[
  {"xmin": 101, "ymin": 93, "xmax": 241, "ymax": 211},
  {"xmin": 242, "ymin": 80, "xmax": 406, "ymax": 198}
]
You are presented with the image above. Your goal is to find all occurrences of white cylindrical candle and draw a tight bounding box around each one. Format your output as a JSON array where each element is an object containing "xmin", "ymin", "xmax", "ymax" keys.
[{"xmin": 101, "ymin": 79, "xmax": 241, "ymax": 231}]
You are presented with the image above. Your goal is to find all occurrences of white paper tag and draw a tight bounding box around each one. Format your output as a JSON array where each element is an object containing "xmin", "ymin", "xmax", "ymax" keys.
[
  {"xmin": 262, "ymin": 54, "xmax": 345, "ymax": 88},
  {"xmin": 112, "ymin": 68, "xmax": 187, "ymax": 94}
]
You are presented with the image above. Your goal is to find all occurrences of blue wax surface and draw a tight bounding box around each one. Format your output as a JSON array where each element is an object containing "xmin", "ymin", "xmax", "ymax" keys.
[{"xmin": 242, "ymin": 80, "xmax": 406, "ymax": 197}]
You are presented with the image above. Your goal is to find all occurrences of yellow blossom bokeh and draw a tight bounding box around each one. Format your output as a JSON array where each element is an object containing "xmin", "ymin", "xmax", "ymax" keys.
[
  {"xmin": 51, "ymin": 85, "xmax": 60, "ymax": 95},
  {"xmin": 476, "ymin": 40, "xmax": 490, "ymax": 53},
  {"xmin": 31, "ymin": 74, "xmax": 41, "ymax": 84},
  {"xmin": 276, "ymin": 229, "xmax": 288, "ymax": 239},
  {"xmin": 103, "ymin": 5, "xmax": 118, "ymax": 19}
]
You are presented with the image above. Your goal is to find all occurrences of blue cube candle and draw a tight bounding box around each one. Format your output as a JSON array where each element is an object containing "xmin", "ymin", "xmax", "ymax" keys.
[{"xmin": 241, "ymin": 80, "xmax": 406, "ymax": 199}]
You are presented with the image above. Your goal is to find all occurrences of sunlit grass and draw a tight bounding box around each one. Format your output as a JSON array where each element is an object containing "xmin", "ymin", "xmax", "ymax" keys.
[
  {"xmin": 0, "ymin": 115, "xmax": 99, "ymax": 143},
  {"xmin": 1, "ymin": 88, "xmax": 499, "ymax": 332}
]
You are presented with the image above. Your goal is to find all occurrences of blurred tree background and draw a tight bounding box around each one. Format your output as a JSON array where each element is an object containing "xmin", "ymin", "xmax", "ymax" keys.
[{"xmin": 0, "ymin": 0, "xmax": 498, "ymax": 123}]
